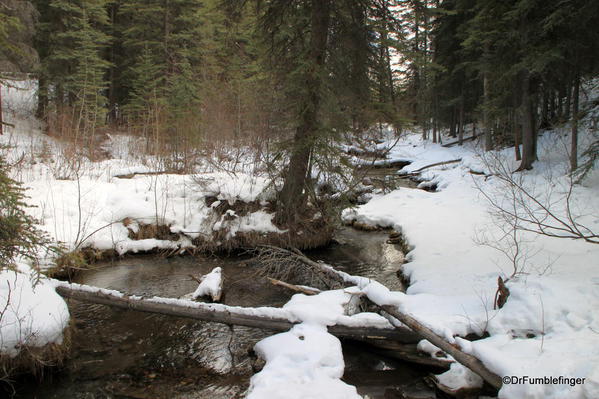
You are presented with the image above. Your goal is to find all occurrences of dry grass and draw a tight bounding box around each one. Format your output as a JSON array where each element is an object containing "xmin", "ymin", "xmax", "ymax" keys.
[{"xmin": 0, "ymin": 324, "xmax": 71, "ymax": 389}]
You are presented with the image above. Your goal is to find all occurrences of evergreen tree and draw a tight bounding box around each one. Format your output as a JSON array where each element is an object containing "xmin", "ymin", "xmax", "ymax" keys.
[
  {"xmin": 0, "ymin": 154, "xmax": 56, "ymax": 275},
  {"xmin": 255, "ymin": 0, "xmax": 398, "ymax": 224},
  {"xmin": 35, "ymin": 0, "xmax": 111, "ymax": 135},
  {"xmin": 0, "ymin": 0, "xmax": 38, "ymax": 74}
]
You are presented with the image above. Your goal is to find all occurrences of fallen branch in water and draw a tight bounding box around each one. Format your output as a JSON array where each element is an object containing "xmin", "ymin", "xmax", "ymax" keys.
[
  {"xmin": 267, "ymin": 278, "xmax": 321, "ymax": 295},
  {"xmin": 52, "ymin": 279, "xmax": 418, "ymax": 342}
]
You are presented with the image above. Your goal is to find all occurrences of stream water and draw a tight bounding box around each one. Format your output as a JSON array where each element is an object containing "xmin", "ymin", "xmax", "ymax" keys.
[{"xmin": 13, "ymin": 228, "xmax": 437, "ymax": 399}]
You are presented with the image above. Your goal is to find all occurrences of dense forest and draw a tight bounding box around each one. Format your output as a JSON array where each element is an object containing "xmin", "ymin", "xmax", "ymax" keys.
[{"xmin": 2, "ymin": 0, "xmax": 598, "ymax": 224}]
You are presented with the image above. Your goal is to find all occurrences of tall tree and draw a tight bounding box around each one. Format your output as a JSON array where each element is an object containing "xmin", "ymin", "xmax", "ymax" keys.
[
  {"xmin": 34, "ymin": 0, "xmax": 111, "ymax": 136},
  {"xmin": 256, "ymin": 0, "xmax": 396, "ymax": 224}
]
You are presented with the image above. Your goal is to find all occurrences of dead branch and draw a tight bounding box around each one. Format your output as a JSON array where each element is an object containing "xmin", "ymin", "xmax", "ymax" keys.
[
  {"xmin": 474, "ymin": 154, "xmax": 599, "ymax": 244},
  {"xmin": 188, "ymin": 274, "xmax": 202, "ymax": 284},
  {"xmin": 267, "ymin": 278, "xmax": 321, "ymax": 295}
]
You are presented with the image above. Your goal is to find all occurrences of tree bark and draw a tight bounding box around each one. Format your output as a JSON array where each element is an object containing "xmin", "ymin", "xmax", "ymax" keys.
[
  {"xmin": 549, "ymin": 90, "xmax": 555, "ymax": 124},
  {"xmin": 514, "ymin": 122, "xmax": 522, "ymax": 161},
  {"xmin": 570, "ymin": 70, "xmax": 580, "ymax": 172},
  {"xmin": 565, "ymin": 77, "xmax": 572, "ymax": 121},
  {"xmin": 0, "ymin": 83, "xmax": 3, "ymax": 136},
  {"xmin": 540, "ymin": 87, "xmax": 549, "ymax": 130},
  {"xmin": 517, "ymin": 69, "xmax": 536, "ymax": 171},
  {"xmin": 458, "ymin": 95, "xmax": 464, "ymax": 145},
  {"xmin": 276, "ymin": 0, "xmax": 331, "ymax": 225},
  {"xmin": 449, "ymin": 107, "xmax": 456, "ymax": 138},
  {"xmin": 483, "ymin": 73, "xmax": 492, "ymax": 151},
  {"xmin": 36, "ymin": 75, "xmax": 49, "ymax": 124}
]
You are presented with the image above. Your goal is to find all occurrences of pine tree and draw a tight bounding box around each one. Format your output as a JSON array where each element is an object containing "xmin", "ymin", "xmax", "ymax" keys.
[
  {"xmin": 35, "ymin": 0, "xmax": 111, "ymax": 135},
  {"xmin": 0, "ymin": 0, "xmax": 38, "ymax": 75},
  {"xmin": 0, "ymin": 153, "xmax": 56, "ymax": 274},
  {"xmin": 255, "ymin": 0, "xmax": 397, "ymax": 224}
]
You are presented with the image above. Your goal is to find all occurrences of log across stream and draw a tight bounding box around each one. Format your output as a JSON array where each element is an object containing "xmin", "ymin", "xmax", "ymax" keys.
[{"xmin": 13, "ymin": 228, "xmax": 440, "ymax": 399}]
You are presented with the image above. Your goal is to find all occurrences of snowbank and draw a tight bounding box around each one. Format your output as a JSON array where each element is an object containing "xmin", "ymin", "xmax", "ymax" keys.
[
  {"xmin": 247, "ymin": 290, "xmax": 365, "ymax": 399},
  {"xmin": 0, "ymin": 265, "xmax": 70, "ymax": 357},
  {"xmin": 342, "ymin": 126, "xmax": 599, "ymax": 397}
]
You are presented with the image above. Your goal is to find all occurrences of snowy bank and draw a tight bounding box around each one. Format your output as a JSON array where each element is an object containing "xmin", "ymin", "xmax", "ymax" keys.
[
  {"xmin": 342, "ymin": 126, "xmax": 599, "ymax": 398},
  {"xmin": 0, "ymin": 265, "xmax": 70, "ymax": 363}
]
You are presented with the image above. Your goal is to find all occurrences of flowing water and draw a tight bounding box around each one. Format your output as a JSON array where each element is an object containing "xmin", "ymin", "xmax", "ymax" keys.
[{"xmin": 13, "ymin": 228, "xmax": 436, "ymax": 399}]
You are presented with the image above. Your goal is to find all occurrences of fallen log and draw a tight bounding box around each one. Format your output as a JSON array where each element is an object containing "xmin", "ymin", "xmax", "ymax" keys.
[
  {"xmin": 262, "ymin": 247, "xmax": 502, "ymax": 390},
  {"xmin": 380, "ymin": 305, "xmax": 502, "ymax": 389},
  {"xmin": 356, "ymin": 159, "xmax": 412, "ymax": 170},
  {"xmin": 113, "ymin": 170, "xmax": 169, "ymax": 179},
  {"xmin": 442, "ymin": 134, "xmax": 479, "ymax": 148},
  {"xmin": 52, "ymin": 280, "xmax": 419, "ymax": 342},
  {"xmin": 357, "ymin": 339, "xmax": 452, "ymax": 369},
  {"xmin": 400, "ymin": 159, "xmax": 462, "ymax": 176}
]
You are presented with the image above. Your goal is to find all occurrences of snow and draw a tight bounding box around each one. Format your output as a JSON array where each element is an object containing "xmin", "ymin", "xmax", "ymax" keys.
[
  {"xmin": 247, "ymin": 324, "xmax": 361, "ymax": 399},
  {"xmin": 436, "ymin": 363, "xmax": 483, "ymax": 391},
  {"xmin": 342, "ymin": 123, "xmax": 599, "ymax": 396},
  {"xmin": 192, "ymin": 267, "xmax": 223, "ymax": 300},
  {"xmin": 247, "ymin": 291, "xmax": 364, "ymax": 399},
  {"xmin": 2, "ymin": 78, "xmax": 599, "ymax": 398},
  {"xmin": 0, "ymin": 265, "xmax": 70, "ymax": 357}
]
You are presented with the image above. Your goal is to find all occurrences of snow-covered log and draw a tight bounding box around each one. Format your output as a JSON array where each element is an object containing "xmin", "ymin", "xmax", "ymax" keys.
[{"xmin": 52, "ymin": 280, "xmax": 419, "ymax": 342}]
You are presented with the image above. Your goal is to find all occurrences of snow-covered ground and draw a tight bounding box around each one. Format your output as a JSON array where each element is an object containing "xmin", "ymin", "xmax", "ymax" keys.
[
  {"xmin": 1, "ymin": 79, "xmax": 599, "ymax": 398},
  {"xmin": 342, "ymin": 122, "xmax": 599, "ymax": 396}
]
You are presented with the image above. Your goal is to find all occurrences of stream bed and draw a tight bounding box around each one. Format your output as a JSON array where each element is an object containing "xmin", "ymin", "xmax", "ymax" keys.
[{"xmin": 14, "ymin": 228, "xmax": 437, "ymax": 399}]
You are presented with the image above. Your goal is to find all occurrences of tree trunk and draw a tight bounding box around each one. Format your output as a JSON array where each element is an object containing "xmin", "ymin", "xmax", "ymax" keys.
[
  {"xmin": 276, "ymin": 0, "xmax": 331, "ymax": 225},
  {"xmin": 379, "ymin": 305, "xmax": 502, "ymax": 389},
  {"xmin": 557, "ymin": 87, "xmax": 563, "ymax": 121},
  {"xmin": 381, "ymin": 0, "xmax": 396, "ymax": 111},
  {"xmin": 54, "ymin": 280, "xmax": 418, "ymax": 342},
  {"xmin": 514, "ymin": 121, "xmax": 522, "ymax": 161},
  {"xmin": 449, "ymin": 107, "xmax": 456, "ymax": 138},
  {"xmin": 549, "ymin": 90, "xmax": 556, "ymax": 124},
  {"xmin": 565, "ymin": 78, "xmax": 572, "ymax": 121},
  {"xmin": 483, "ymin": 73, "xmax": 492, "ymax": 151},
  {"xmin": 0, "ymin": 83, "xmax": 3, "ymax": 136},
  {"xmin": 570, "ymin": 71, "xmax": 580, "ymax": 172},
  {"xmin": 458, "ymin": 95, "xmax": 464, "ymax": 145},
  {"xmin": 107, "ymin": 2, "xmax": 118, "ymax": 124},
  {"xmin": 36, "ymin": 75, "xmax": 49, "ymax": 123},
  {"xmin": 517, "ymin": 70, "xmax": 536, "ymax": 171},
  {"xmin": 540, "ymin": 87, "xmax": 549, "ymax": 130}
]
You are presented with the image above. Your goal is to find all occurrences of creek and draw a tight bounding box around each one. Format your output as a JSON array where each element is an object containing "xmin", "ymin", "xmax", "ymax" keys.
[{"xmin": 13, "ymin": 227, "xmax": 439, "ymax": 399}]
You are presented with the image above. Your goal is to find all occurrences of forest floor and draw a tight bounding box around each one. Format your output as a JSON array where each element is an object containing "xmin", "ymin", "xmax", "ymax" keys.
[{"xmin": 1, "ymin": 80, "xmax": 599, "ymax": 398}]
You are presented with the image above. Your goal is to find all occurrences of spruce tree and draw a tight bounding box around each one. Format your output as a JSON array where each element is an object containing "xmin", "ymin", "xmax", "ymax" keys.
[
  {"xmin": 0, "ymin": 154, "xmax": 56, "ymax": 275},
  {"xmin": 35, "ymin": 0, "xmax": 111, "ymax": 135}
]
